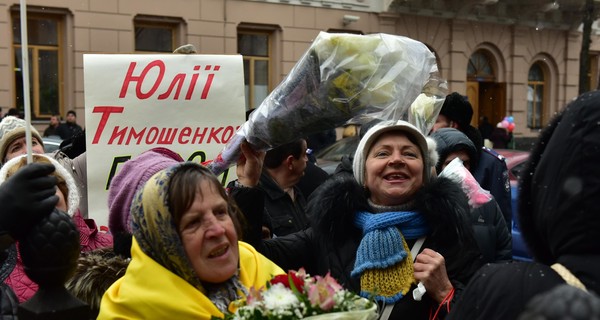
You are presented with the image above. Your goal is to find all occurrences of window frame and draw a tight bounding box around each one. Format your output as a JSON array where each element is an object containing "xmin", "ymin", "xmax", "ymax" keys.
[
  {"xmin": 527, "ymin": 62, "xmax": 547, "ymax": 129},
  {"xmin": 11, "ymin": 9, "xmax": 64, "ymax": 119},
  {"xmin": 133, "ymin": 15, "xmax": 183, "ymax": 53},
  {"xmin": 237, "ymin": 28, "xmax": 273, "ymax": 111},
  {"xmin": 467, "ymin": 50, "xmax": 496, "ymax": 82}
]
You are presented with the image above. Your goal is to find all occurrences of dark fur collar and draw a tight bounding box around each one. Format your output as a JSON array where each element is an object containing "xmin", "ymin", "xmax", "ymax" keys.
[{"xmin": 307, "ymin": 174, "xmax": 473, "ymax": 246}]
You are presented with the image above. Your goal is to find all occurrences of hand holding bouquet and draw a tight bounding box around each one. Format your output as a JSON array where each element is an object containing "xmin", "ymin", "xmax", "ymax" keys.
[
  {"xmin": 215, "ymin": 269, "xmax": 377, "ymax": 320},
  {"xmin": 209, "ymin": 32, "xmax": 446, "ymax": 175}
]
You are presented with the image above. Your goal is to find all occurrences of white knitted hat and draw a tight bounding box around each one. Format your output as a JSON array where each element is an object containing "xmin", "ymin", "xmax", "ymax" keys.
[
  {"xmin": 352, "ymin": 120, "xmax": 438, "ymax": 186},
  {"xmin": 0, "ymin": 116, "xmax": 44, "ymax": 164},
  {"xmin": 0, "ymin": 154, "xmax": 79, "ymax": 217}
]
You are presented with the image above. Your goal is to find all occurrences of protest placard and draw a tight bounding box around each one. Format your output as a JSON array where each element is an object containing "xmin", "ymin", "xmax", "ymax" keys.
[{"xmin": 84, "ymin": 54, "xmax": 245, "ymax": 227}]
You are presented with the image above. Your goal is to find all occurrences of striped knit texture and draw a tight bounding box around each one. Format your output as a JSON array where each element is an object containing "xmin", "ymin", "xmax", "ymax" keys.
[
  {"xmin": 358, "ymin": 234, "xmax": 415, "ymax": 303},
  {"xmin": 352, "ymin": 210, "xmax": 428, "ymax": 303}
]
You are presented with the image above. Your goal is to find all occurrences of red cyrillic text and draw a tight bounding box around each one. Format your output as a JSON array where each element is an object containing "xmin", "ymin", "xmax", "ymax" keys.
[{"xmin": 119, "ymin": 60, "xmax": 220, "ymax": 100}]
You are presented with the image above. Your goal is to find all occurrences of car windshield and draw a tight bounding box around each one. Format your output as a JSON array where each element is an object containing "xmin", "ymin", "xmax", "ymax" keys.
[
  {"xmin": 42, "ymin": 137, "xmax": 63, "ymax": 153},
  {"xmin": 315, "ymin": 136, "xmax": 359, "ymax": 161}
]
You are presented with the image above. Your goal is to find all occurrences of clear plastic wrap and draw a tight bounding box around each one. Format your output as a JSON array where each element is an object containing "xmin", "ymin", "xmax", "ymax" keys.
[
  {"xmin": 439, "ymin": 158, "xmax": 493, "ymax": 208},
  {"xmin": 209, "ymin": 31, "xmax": 447, "ymax": 175}
]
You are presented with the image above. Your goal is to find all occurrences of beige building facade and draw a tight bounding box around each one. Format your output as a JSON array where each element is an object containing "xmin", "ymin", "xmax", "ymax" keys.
[{"xmin": 1, "ymin": 0, "xmax": 599, "ymax": 142}]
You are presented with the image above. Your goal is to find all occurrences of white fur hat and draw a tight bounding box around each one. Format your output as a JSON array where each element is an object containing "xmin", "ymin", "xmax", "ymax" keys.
[
  {"xmin": 352, "ymin": 120, "xmax": 438, "ymax": 186},
  {"xmin": 0, "ymin": 154, "xmax": 79, "ymax": 217}
]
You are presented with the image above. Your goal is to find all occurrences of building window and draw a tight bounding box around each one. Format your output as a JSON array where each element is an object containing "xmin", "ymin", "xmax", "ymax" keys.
[
  {"xmin": 467, "ymin": 50, "xmax": 495, "ymax": 82},
  {"xmin": 12, "ymin": 11, "xmax": 62, "ymax": 119},
  {"xmin": 134, "ymin": 16, "xmax": 181, "ymax": 52},
  {"xmin": 238, "ymin": 30, "xmax": 271, "ymax": 111},
  {"xmin": 527, "ymin": 63, "xmax": 546, "ymax": 129}
]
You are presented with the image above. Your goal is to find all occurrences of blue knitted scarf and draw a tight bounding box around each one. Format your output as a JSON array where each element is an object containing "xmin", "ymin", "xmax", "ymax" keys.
[
  {"xmin": 352, "ymin": 210, "xmax": 429, "ymax": 275},
  {"xmin": 351, "ymin": 211, "xmax": 429, "ymax": 302}
]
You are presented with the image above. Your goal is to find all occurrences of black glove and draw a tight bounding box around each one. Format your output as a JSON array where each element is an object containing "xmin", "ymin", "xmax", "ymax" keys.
[
  {"xmin": 59, "ymin": 130, "xmax": 86, "ymax": 159},
  {"xmin": 0, "ymin": 163, "xmax": 59, "ymax": 241}
]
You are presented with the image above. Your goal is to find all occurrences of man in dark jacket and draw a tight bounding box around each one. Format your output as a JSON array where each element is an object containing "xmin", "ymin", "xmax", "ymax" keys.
[
  {"xmin": 56, "ymin": 110, "xmax": 83, "ymax": 140},
  {"xmin": 431, "ymin": 128, "xmax": 511, "ymax": 263},
  {"xmin": 431, "ymin": 92, "xmax": 512, "ymax": 228},
  {"xmin": 43, "ymin": 114, "xmax": 61, "ymax": 137},
  {"xmin": 448, "ymin": 91, "xmax": 600, "ymax": 319},
  {"xmin": 258, "ymin": 139, "xmax": 310, "ymax": 237}
]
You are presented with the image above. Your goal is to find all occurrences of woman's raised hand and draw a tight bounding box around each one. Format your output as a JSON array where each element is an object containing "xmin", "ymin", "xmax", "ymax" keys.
[{"xmin": 236, "ymin": 141, "xmax": 265, "ymax": 187}]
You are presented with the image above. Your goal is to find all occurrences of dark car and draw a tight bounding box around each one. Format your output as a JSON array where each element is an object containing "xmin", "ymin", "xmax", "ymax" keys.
[
  {"xmin": 496, "ymin": 149, "xmax": 532, "ymax": 261},
  {"xmin": 315, "ymin": 136, "xmax": 359, "ymax": 175},
  {"xmin": 42, "ymin": 136, "xmax": 63, "ymax": 153}
]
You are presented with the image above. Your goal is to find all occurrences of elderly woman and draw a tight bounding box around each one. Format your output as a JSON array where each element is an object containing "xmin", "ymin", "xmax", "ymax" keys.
[
  {"xmin": 0, "ymin": 116, "xmax": 90, "ymax": 218},
  {"xmin": 235, "ymin": 120, "xmax": 483, "ymax": 318},
  {"xmin": 98, "ymin": 162, "xmax": 284, "ymax": 319}
]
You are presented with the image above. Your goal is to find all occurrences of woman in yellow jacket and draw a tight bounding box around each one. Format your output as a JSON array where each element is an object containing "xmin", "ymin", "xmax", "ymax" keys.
[{"xmin": 98, "ymin": 162, "xmax": 284, "ymax": 319}]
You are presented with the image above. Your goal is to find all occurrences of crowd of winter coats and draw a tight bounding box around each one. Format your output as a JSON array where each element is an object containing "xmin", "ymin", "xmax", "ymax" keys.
[{"xmin": 0, "ymin": 90, "xmax": 599, "ymax": 320}]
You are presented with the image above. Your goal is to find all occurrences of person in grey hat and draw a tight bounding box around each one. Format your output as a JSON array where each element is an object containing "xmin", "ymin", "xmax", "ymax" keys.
[
  {"xmin": 431, "ymin": 92, "xmax": 512, "ymax": 229},
  {"xmin": 236, "ymin": 120, "xmax": 483, "ymax": 319},
  {"xmin": 431, "ymin": 128, "xmax": 511, "ymax": 263},
  {"xmin": 0, "ymin": 115, "xmax": 90, "ymax": 218}
]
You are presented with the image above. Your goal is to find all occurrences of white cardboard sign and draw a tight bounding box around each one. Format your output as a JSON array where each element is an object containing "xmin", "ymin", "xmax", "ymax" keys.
[{"xmin": 84, "ymin": 54, "xmax": 245, "ymax": 227}]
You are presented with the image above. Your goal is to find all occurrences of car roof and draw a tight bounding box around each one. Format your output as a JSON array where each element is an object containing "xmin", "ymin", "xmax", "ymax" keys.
[{"xmin": 495, "ymin": 149, "xmax": 530, "ymax": 166}]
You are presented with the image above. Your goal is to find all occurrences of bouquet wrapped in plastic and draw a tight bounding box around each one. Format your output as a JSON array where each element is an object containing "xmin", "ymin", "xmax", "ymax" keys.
[
  {"xmin": 439, "ymin": 158, "xmax": 493, "ymax": 208},
  {"xmin": 209, "ymin": 31, "xmax": 447, "ymax": 175}
]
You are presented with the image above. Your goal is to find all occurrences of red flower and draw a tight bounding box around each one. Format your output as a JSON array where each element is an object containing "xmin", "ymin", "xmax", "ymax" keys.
[{"xmin": 270, "ymin": 270, "xmax": 305, "ymax": 294}]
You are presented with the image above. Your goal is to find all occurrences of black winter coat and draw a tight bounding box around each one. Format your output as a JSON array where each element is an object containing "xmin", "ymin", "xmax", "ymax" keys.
[
  {"xmin": 241, "ymin": 173, "xmax": 483, "ymax": 319},
  {"xmin": 471, "ymin": 200, "xmax": 511, "ymax": 263},
  {"xmin": 448, "ymin": 91, "xmax": 600, "ymax": 320},
  {"xmin": 472, "ymin": 148, "xmax": 512, "ymax": 227},
  {"xmin": 258, "ymin": 172, "xmax": 309, "ymax": 237}
]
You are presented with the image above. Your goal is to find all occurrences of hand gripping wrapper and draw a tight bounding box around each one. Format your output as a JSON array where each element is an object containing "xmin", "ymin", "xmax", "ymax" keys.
[{"xmin": 208, "ymin": 31, "xmax": 447, "ymax": 175}]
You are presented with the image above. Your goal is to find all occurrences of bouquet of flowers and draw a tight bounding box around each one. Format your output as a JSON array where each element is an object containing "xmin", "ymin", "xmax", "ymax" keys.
[
  {"xmin": 208, "ymin": 31, "xmax": 447, "ymax": 175},
  {"xmin": 216, "ymin": 269, "xmax": 377, "ymax": 320}
]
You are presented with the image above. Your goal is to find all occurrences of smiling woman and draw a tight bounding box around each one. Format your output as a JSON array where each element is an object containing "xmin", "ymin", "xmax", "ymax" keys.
[
  {"xmin": 241, "ymin": 120, "xmax": 485, "ymax": 319},
  {"xmin": 97, "ymin": 162, "xmax": 284, "ymax": 319}
]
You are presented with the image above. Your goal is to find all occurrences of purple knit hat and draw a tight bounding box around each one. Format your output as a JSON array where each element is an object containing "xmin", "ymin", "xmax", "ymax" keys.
[{"xmin": 108, "ymin": 147, "xmax": 184, "ymax": 235}]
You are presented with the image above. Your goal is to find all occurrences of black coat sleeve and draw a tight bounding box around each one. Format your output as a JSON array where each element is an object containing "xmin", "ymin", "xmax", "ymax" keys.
[
  {"xmin": 261, "ymin": 229, "xmax": 317, "ymax": 273},
  {"xmin": 471, "ymin": 200, "xmax": 512, "ymax": 263},
  {"xmin": 229, "ymin": 181, "xmax": 317, "ymax": 273},
  {"xmin": 447, "ymin": 262, "xmax": 564, "ymax": 320},
  {"xmin": 473, "ymin": 151, "xmax": 512, "ymax": 227},
  {"xmin": 229, "ymin": 184, "xmax": 266, "ymax": 248}
]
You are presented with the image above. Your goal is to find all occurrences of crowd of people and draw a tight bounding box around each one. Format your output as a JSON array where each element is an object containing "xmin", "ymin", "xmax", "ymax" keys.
[
  {"xmin": 0, "ymin": 86, "xmax": 599, "ymax": 318},
  {"xmin": 42, "ymin": 110, "xmax": 84, "ymax": 141}
]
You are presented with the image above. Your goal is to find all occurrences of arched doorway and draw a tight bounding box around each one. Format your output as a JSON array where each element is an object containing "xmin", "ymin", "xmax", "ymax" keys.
[{"xmin": 466, "ymin": 50, "xmax": 506, "ymax": 128}]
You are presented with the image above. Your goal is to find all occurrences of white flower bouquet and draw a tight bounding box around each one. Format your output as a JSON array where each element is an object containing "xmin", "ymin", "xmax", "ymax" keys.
[
  {"xmin": 214, "ymin": 269, "xmax": 377, "ymax": 320},
  {"xmin": 209, "ymin": 31, "xmax": 446, "ymax": 175}
]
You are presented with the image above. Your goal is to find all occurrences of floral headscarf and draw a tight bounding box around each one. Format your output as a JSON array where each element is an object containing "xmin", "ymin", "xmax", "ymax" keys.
[{"xmin": 130, "ymin": 164, "xmax": 205, "ymax": 292}]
